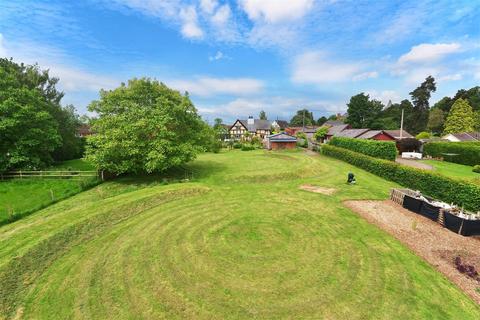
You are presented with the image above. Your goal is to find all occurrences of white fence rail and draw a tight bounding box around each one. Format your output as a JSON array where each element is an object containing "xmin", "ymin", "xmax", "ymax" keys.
[{"xmin": 1, "ymin": 170, "xmax": 100, "ymax": 180}]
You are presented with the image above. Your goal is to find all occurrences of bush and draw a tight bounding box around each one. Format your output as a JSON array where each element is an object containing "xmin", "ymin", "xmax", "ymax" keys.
[
  {"xmin": 423, "ymin": 142, "xmax": 480, "ymax": 166},
  {"xmin": 321, "ymin": 144, "xmax": 480, "ymax": 211},
  {"xmin": 241, "ymin": 144, "xmax": 256, "ymax": 151},
  {"xmin": 473, "ymin": 165, "xmax": 480, "ymax": 174},
  {"xmin": 233, "ymin": 142, "xmax": 242, "ymax": 149},
  {"xmin": 415, "ymin": 132, "xmax": 431, "ymax": 140},
  {"xmin": 329, "ymin": 137, "xmax": 397, "ymax": 161}
]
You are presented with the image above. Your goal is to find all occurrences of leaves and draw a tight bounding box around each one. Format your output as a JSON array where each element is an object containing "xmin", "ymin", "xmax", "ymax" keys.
[{"xmin": 443, "ymin": 98, "xmax": 475, "ymax": 134}]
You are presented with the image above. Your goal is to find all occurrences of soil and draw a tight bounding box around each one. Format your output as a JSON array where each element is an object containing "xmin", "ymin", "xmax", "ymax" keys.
[
  {"xmin": 299, "ymin": 184, "xmax": 337, "ymax": 195},
  {"xmin": 344, "ymin": 199, "xmax": 480, "ymax": 304}
]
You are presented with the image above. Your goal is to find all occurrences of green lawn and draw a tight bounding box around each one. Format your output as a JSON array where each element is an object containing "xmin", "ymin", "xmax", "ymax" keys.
[
  {"xmin": 0, "ymin": 150, "xmax": 479, "ymax": 319},
  {"xmin": 422, "ymin": 159, "xmax": 480, "ymax": 182},
  {"xmin": 0, "ymin": 159, "xmax": 98, "ymax": 225}
]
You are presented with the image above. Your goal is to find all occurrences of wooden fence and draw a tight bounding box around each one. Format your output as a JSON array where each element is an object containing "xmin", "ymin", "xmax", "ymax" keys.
[{"xmin": 0, "ymin": 170, "xmax": 101, "ymax": 180}]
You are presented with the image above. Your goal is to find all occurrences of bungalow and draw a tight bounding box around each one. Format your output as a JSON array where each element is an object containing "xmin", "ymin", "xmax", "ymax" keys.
[
  {"xmin": 266, "ymin": 133, "xmax": 297, "ymax": 150},
  {"xmin": 324, "ymin": 124, "xmax": 350, "ymax": 142},
  {"xmin": 285, "ymin": 126, "xmax": 320, "ymax": 140},
  {"xmin": 335, "ymin": 128, "xmax": 370, "ymax": 139},
  {"xmin": 357, "ymin": 130, "xmax": 413, "ymax": 141},
  {"xmin": 442, "ymin": 132, "xmax": 480, "ymax": 142},
  {"xmin": 229, "ymin": 116, "xmax": 288, "ymax": 140}
]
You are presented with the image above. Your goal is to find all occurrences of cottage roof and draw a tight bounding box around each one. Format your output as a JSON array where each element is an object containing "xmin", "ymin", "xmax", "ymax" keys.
[
  {"xmin": 234, "ymin": 119, "xmax": 287, "ymax": 132},
  {"xmin": 327, "ymin": 124, "xmax": 349, "ymax": 136},
  {"xmin": 336, "ymin": 128, "xmax": 370, "ymax": 138},
  {"xmin": 357, "ymin": 130, "xmax": 383, "ymax": 139},
  {"xmin": 324, "ymin": 120, "xmax": 345, "ymax": 126},
  {"xmin": 267, "ymin": 132, "xmax": 297, "ymax": 142},
  {"xmin": 446, "ymin": 132, "xmax": 480, "ymax": 141},
  {"xmin": 273, "ymin": 120, "xmax": 289, "ymax": 129},
  {"xmin": 383, "ymin": 130, "xmax": 413, "ymax": 140}
]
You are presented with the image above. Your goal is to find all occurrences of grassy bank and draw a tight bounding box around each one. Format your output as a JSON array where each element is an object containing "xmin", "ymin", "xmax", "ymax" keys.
[{"xmin": 0, "ymin": 150, "xmax": 479, "ymax": 319}]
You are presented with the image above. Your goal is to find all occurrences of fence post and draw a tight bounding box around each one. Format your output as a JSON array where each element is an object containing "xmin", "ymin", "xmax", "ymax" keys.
[
  {"xmin": 19, "ymin": 170, "xmax": 22, "ymax": 179},
  {"xmin": 101, "ymin": 170, "xmax": 104, "ymax": 181}
]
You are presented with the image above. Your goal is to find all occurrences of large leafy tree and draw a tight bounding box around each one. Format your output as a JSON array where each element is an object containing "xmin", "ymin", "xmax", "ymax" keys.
[
  {"xmin": 86, "ymin": 78, "xmax": 210, "ymax": 174},
  {"xmin": 317, "ymin": 116, "xmax": 327, "ymax": 126},
  {"xmin": 443, "ymin": 98, "xmax": 476, "ymax": 134},
  {"xmin": 426, "ymin": 108, "xmax": 445, "ymax": 135},
  {"xmin": 409, "ymin": 76, "xmax": 436, "ymax": 134},
  {"xmin": 345, "ymin": 93, "xmax": 383, "ymax": 128},
  {"xmin": 372, "ymin": 99, "xmax": 413, "ymax": 130},
  {"xmin": 0, "ymin": 59, "xmax": 64, "ymax": 171},
  {"xmin": 433, "ymin": 86, "xmax": 480, "ymax": 114},
  {"xmin": 290, "ymin": 108, "xmax": 315, "ymax": 126}
]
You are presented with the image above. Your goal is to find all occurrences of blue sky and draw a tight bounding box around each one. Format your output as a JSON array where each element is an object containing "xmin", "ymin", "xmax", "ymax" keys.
[{"xmin": 0, "ymin": 0, "xmax": 479, "ymax": 123}]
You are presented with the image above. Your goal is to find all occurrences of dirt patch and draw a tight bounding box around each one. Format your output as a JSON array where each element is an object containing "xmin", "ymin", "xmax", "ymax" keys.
[
  {"xmin": 299, "ymin": 184, "xmax": 336, "ymax": 195},
  {"xmin": 344, "ymin": 200, "xmax": 480, "ymax": 304}
]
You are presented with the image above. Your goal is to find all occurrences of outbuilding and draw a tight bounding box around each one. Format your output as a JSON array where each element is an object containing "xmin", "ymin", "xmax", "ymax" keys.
[{"xmin": 266, "ymin": 133, "xmax": 297, "ymax": 150}]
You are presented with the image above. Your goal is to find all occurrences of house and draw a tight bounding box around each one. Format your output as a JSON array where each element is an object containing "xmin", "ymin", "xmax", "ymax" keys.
[
  {"xmin": 357, "ymin": 130, "xmax": 413, "ymax": 141},
  {"xmin": 324, "ymin": 124, "xmax": 350, "ymax": 142},
  {"xmin": 266, "ymin": 133, "xmax": 297, "ymax": 150},
  {"xmin": 442, "ymin": 132, "xmax": 480, "ymax": 142},
  {"xmin": 76, "ymin": 124, "xmax": 92, "ymax": 137},
  {"xmin": 229, "ymin": 116, "xmax": 288, "ymax": 140},
  {"xmin": 285, "ymin": 126, "xmax": 320, "ymax": 140},
  {"xmin": 335, "ymin": 128, "xmax": 370, "ymax": 139}
]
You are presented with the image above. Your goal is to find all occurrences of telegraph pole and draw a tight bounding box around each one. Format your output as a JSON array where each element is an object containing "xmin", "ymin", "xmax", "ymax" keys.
[{"xmin": 400, "ymin": 109, "xmax": 404, "ymax": 139}]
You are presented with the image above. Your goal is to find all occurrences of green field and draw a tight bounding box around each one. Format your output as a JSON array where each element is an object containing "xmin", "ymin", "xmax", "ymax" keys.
[
  {"xmin": 1, "ymin": 150, "xmax": 479, "ymax": 319},
  {"xmin": 0, "ymin": 159, "xmax": 98, "ymax": 225},
  {"xmin": 422, "ymin": 159, "xmax": 480, "ymax": 182}
]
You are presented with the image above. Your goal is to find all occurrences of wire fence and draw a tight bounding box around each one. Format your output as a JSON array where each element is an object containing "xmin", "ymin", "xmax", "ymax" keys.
[{"xmin": 0, "ymin": 170, "xmax": 101, "ymax": 180}]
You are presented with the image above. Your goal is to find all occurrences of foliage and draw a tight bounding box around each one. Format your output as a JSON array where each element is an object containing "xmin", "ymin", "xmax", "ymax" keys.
[
  {"xmin": 415, "ymin": 132, "xmax": 431, "ymax": 140},
  {"xmin": 86, "ymin": 78, "xmax": 209, "ymax": 174},
  {"xmin": 241, "ymin": 144, "xmax": 256, "ymax": 151},
  {"xmin": 427, "ymin": 108, "xmax": 445, "ymax": 135},
  {"xmin": 322, "ymin": 144, "xmax": 480, "ymax": 211},
  {"xmin": 443, "ymin": 98, "xmax": 476, "ymax": 134},
  {"xmin": 0, "ymin": 59, "xmax": 84, "ymax": 171},
  {"xmin": 233, "ymin": 142, "xmax": 242, "ymax": 149},
  {"xmin": 346, "ymin": 93, "xmax": 383, "ymax": 128},
  {"xmin": 290, "ymin": 109, "xmax": 315, "ymax": 126},
  {"xmin": 329, "ymin": 137, "xmax": 397, "ymax": 161},
  {"xmin": 433, "ymin": 86, "xmax": 480, "ymax": 114},
  {"xmin": 296, "ymin": 132, "xmax": 308, "ymax": 147},
  {"xmin": 473, "ymin": 165, "xmax": 480, "ymax": 174},
  {"xmin": 372, "ymin": 99, "xmax": 413, "ymax": 131},
  {"xmin": 317, "ymin": 116, "xmax": 327, "ymax": 126},
  {"xmin": 397, "ymin": 138, "xmax": 422, "ymax": 153},
  {"xmin": 313, "ymin": 126, "xmax": 329, "ymax": 141},
  {"xmin": 259, "ymin": 110, "xmax": 267, "ymax": 120},
  {"xmin": 423, "ymin": 142, "xmax": 480, "ymax": 166},
  {"xmin": 474, "ymin": 111, "xmax": 480, "ymax": 131},
  {"xmin": 409, "ymin": 76, "xmax": 436, "ymax": 134}
]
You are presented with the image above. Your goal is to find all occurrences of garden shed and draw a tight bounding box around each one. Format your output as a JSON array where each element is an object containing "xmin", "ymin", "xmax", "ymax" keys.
[{"xmin": 266, "ymin": 133, "xmax": 297, "ymax": 150}]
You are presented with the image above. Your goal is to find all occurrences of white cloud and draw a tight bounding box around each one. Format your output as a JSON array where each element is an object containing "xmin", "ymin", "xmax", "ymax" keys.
[
  {"xmin": 366, "ymin": 90, "xmax": 401, "ymax": 105},
  {"xmin": 200, "ymin": 0, "xmax": 217, "ymax": 14},
  {"xmin": 211, "ymin": 4, "xmax": 231, "ymax": 25},
  {"xmin": 239, "ymin": 0, "xmax": 313, "ymax": 23},
  {"xmin": 291, "ymin": 51, "xmax": 360, "ymax": 84},
  {"xmin": 352, "ymin": 71, "xmax": 378, "ymax": 81},
  {"xmin": 398, "ymin": 43, "xmax": 461, "ymax": 64},
  {"xmin": 179, "ymin": 5, "xmax": 204, "ymax": 39},
  {"xmin": 438, "ymin": 73, "xmax": 462, "ymax": 81},
  {"xmin": 209, "ymin": 51, "xmax": 225, "ymax": 61},
  {"xmin": 168, "ymin": 77, "xmax": 264, "ymax": 96}
]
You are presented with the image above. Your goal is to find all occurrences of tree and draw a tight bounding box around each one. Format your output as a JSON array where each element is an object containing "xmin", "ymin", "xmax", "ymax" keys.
[
  {"xmin": 443, "ymin": 98, "xmax": 476, "ymax": 134},
  {"xmin": 433, "ymin": 86, "xmax": 480, "ymax": 114},
  {"xmin": 317, "ymin": 116, "xmax": 327, "ymax": 126},
  {"xmin": 52, "ymin": 104, "xmax": 85, "ymax": 161},
  {"xmin": 213, "ymin": 118, "xmax": 223, "ymax": 130},
  {"xmin": 259, "ymin": 110, "xmax": 267, "ymax": 120},
  {"xmin": 345, "ymin": 93, "xmax": 383, "ymax": 128},
  {"xmin": 426, "ymin": 108, "xmax": 445, "ymax": 135},
  {"xmin": 409, "ymin": 76, "xmax": 436, "ymax": 134},
  {"xmin": 86, "ymin": 78, "xmax": 210, "ymax": 174},
  {"xmin": 475, "ymin": 111, "xmax": 480, "ymax": 131},
  {"xmin": 0, "ymin": 59, "xmax": 63, "ymax": 171},
  {"xmin": 290, "ymin": 109, "xmax": 315, "ymax": 126},
  {"xmin": 313, "ymin": 126, "xmax": 329, "ymax": 141},
  {"xmin": 372, "ymin": 99, "xmax": 413, "ymax": 130}
]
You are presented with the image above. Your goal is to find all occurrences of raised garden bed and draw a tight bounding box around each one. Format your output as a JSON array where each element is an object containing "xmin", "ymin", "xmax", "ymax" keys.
[{"xmin": 390, "ymin": 188, "xmax": 480, "ymax": 236}]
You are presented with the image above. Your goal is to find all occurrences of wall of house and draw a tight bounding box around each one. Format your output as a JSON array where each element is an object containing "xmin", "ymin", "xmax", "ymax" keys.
[{"xmin": 270, "ymin": 141, "xmax": 297, "ymax": 150}]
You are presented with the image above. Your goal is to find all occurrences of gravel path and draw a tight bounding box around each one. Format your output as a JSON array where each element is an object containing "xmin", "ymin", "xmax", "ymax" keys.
[
  {"xmin": 395, "ymin": 158, "xmax": 434, "ymax": 170},
  {"xmin": 344, "ymin": 200, "xmax": 480, "ymax": 304}
]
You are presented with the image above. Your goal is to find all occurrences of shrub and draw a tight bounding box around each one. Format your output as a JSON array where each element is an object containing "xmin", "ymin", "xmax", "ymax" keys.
[
  {"xmin": 241, "ymin": 144, "xmax": 256, "ymax": 151},
  {"xmin": 296, "ymin": 132, "xmax": 308, "ymax": 148},
  {"xmin": 397, "ymin": 138, "xmax": 422, "ymax": 154},
  {"xmin": 329, "ymin": 137, "xmax": 397, "ymax": 161},
  {"xmin": 321, "ymin": 144, "xmax": 480, "ymax": 211},
  {"xmin": 423, "ymin": 142, "xmax": 480, "ymax": 166},
  {"xmin": 473, "ymin": 165, "xmax": 480, "ymax": 174},
  {"xmin": 233, "ymin": 142, "xmax": 242, "ymax": 149},
  {"xmin": 415, "ymin": 132, "xmax": 431, "ymax": 140}
]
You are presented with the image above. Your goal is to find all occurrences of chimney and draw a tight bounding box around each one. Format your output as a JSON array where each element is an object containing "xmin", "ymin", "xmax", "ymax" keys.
[{"xmin": 247, "ymin": 116, "xmax": 254, "ymax": 125}]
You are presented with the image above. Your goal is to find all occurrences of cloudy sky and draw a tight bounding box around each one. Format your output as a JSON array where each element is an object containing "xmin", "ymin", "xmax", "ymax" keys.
[{"xmin": 1, "ymin": 0, "xmax": 479, "ymax": 122}]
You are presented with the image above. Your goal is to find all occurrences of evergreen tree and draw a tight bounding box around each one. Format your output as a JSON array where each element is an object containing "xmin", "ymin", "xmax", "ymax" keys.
[
  {"xmin": 443, "ymin": 98, "xmax": 475, "ymax": 134},
  {"xmin": 345, "ymin": 93, "xmax": 383, "ymax": 128},
  {"xmin": 259, "ymin": 110, "xmax": 267, "ymax": 120},
  {"xmin": 409, "ymin": 76, "xmax": 436, "ymax": 134},
  {"xmin": 426, "ymin": 108, "xmax": 445, "ymax": 135},
  {"xmin": 290, "ymin": 109, "xmax": 314, "ymax": 126},
  {"xmin": 317, "ymin": 116, "xmax": 328, "ymax": 126}
]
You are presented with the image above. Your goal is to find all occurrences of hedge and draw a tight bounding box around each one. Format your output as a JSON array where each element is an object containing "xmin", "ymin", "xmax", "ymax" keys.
[
  {"xmin": 329, "ymin": 137, "xmax": 397, "ymax": 161},
  {"xmin": 423, "ymin": 142, "xmax": 480, "ymax": 166},
  {"xmin": 321, "ymin": 144, "xmax": 480, "ymax": 211}
]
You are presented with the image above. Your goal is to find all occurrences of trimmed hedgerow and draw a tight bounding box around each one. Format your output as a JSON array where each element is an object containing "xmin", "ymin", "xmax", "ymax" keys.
[
  {"xmin": 423, "ymin": 142, "xmax": 480, "ymax": 166},
  {"xmin": 329, "ymin": 137, "xmax": 397, "ymax": 161},
  {"xmin": 321, "ymin": 144, "xmax": 480, "ymax": 211}
]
